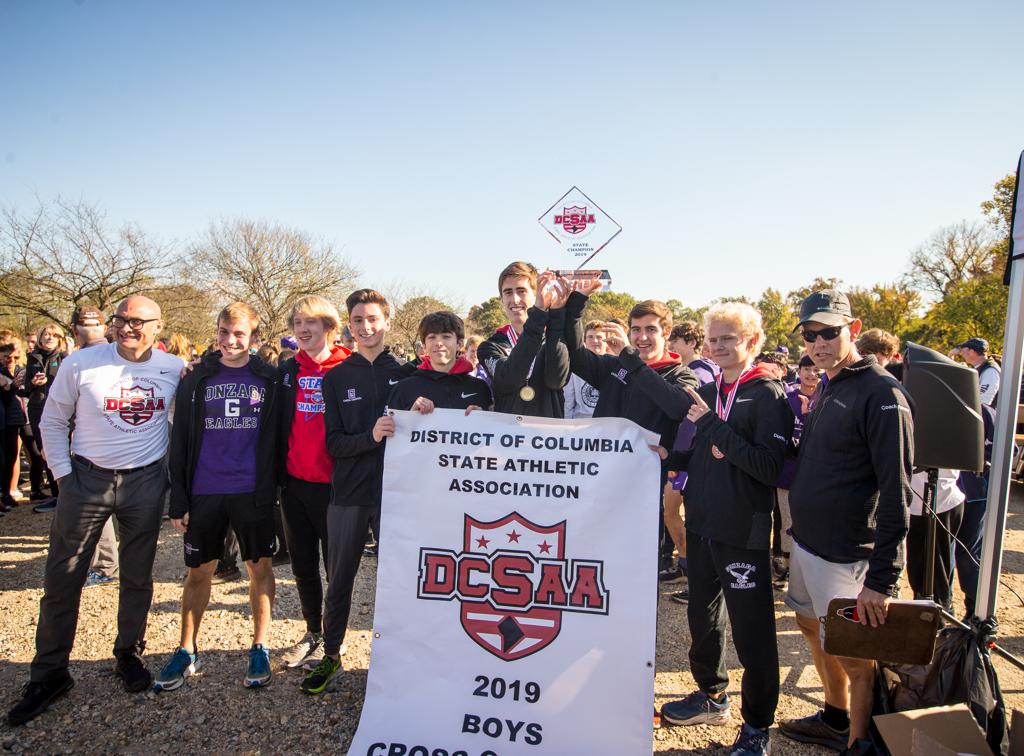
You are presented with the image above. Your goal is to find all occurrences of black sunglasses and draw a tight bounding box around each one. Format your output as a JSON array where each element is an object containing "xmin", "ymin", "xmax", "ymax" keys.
[{"xmin": 801, "ymin": 325, "xmax": 846, "ymax": 342}]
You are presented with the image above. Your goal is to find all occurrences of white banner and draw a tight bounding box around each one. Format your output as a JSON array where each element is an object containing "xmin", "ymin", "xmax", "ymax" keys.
[{"xmin": 348, "ymin": 409, "xmax": 660, "ymax": 756}]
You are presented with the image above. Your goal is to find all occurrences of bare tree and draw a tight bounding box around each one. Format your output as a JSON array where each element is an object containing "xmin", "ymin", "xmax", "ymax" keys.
[
  {"xmin": 191, "ymin": 219, "xmax": 359, "ymax": 341},
  {"xmin": 0, "ymin": 198, "xmax": 177, "ymax": 327},
  {"xmin": 903, "ymin": 221, "xmax": 998, "ymax": 299}
]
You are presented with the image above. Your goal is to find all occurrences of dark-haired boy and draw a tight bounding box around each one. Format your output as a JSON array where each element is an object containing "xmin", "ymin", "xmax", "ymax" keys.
[
  {"xmin": 302, "ymin": 289, "xmax": 413, "ymax": 694},
  {"xmin": 556, "ymin": 284, "xmax": 698, "ymax": 464},
  {"xmin": 388, "ymin": 312, "xmax": 492, "ymax": 413},
  {"xmin": 477, "ymin": 261, "xmax": 569, "ymax": 418}
]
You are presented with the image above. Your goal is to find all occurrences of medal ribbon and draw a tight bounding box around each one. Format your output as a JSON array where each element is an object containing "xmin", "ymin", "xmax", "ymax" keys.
[
  {"xmin": 504, "ymin": 324, "xmax": 535, "ymax": 379},
  {"xmin": 714, "ymin": 364, "xmax": 753, "ymax": 422}
]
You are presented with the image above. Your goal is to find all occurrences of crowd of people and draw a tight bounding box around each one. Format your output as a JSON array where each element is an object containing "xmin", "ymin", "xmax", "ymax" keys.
[{"xmin": 0, "ymin": 260, "xmax": 1005, "ymax": 756}]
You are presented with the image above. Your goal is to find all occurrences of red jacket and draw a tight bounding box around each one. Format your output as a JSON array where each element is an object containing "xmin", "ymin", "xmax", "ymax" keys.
[{"xmin": 285, "ymin": 345, "xmax": 350, "ymax": 483}]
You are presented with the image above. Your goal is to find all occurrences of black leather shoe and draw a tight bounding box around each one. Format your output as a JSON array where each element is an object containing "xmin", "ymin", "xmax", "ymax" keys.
[
  {"xmin": 115, "ymin": 648, "xmax": 152, "ymax": 692},
  {"xmin": 6, "ymin": 674, "xmax": 74, "ymax": 725}
]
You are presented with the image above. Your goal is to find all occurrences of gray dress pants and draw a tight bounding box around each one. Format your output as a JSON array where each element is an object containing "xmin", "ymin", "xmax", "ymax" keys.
[{"xmin": 30, "ymin": 457, "xmax": 166, "ymax": 682}]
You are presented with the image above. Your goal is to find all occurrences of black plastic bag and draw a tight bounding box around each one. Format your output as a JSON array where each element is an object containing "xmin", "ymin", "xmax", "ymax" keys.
[{"xmin": 873, "ymin": 625, "xmax": 1008, "ymax": 755}]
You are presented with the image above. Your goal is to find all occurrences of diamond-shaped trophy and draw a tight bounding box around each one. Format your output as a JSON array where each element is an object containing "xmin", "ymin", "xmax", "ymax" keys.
[{"xmin": 537, "ymin": 186, "xmax": 621, "ymax": 292}]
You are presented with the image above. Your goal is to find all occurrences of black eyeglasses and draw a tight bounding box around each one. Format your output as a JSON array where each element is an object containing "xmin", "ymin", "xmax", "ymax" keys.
[
  {"xmin": 801, "ymin": 325, "xmax": 846, "ymax": 342},
  {"xmin": 110, "ymin": 316, "xmax": 159, "ymax": 330}
]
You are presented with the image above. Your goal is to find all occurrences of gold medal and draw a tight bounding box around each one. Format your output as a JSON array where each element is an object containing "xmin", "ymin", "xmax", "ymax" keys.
[
  {"xmin": 711, "ymin": 444, "xmax": 725, "ymax": 459},
  {"xmin": 519, "ymin": 385, "xmax": 536, "ymax": 402}
]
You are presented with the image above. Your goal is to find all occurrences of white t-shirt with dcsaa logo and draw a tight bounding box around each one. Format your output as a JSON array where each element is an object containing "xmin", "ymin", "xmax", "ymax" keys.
[{"xmin": 40, "ymin": 341, "xmax": 183, "ymax": 479}]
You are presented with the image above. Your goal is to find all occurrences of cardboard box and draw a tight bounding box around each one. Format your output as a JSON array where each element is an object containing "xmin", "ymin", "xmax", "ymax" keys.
[{"xmin": 874, "ymin": 704, "xmax": 992, "ymax": 755}]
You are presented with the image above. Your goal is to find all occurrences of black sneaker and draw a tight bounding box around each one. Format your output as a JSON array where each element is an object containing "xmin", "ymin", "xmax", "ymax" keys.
[
  {"xmin": 7, "ymin": 674, "xmax": 74, "ymax": 725},
  {"xmin": 211, "ymin": 565, "xmax": 242, "ymax": 584},
  {"xmin": 29, "ymin": 490, "xmax": 51, "ymax": 501},
  {"xmin": 32, "ymin": 498, "xmax": 57, "ymax": 513},
  {"xmin": 658, "ymin": 566, "xmax": 684, "ymax": 583},
  {"xmin": 115, "ymin": 648, "xmax": 152, "ymax": 692},
  {"xmin": 669, "ymin": 589, "xmax": 689, "ymax": 605}
]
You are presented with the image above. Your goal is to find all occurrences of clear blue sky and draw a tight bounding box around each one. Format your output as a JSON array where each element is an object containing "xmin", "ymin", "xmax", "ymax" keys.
[{"xmin": 2, "ymin": 1, "xmax": 1021, "ymax": 311}]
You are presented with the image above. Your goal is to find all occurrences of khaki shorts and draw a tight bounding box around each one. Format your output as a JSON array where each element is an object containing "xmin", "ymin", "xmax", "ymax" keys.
[{"xmin": 785, "ymin": 542, "xmax": 868, "ymax": 644}]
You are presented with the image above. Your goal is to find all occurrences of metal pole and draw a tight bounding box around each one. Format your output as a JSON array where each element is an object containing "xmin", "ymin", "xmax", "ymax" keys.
[
  {"xmin": 922, "ymin": 469, "xmax": 938, "ymax": 601},
  {"xmin": 977, "ymin": 151, "xmax": 1024, "ymax": 621}
]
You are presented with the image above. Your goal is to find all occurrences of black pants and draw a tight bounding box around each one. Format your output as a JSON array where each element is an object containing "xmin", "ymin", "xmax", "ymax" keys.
[
  {"xmin": 323, "ymin": 503, "xmax": 380, "ymax": 657},
  {"xmin": 686, "ymin": 531, "xmax": 779, "ymax": 729},
  {"xmin": 955, "ymin": 499, "xmax": 985, "ymax": 616},
  {"xmin": 28, "ymin": 407, "xmax": 58, "ymax": 495},
  {"xmin": 1, "ymin": 425, "xmax": 19, "ymax": 500},
  {"xmin": 907, "ymin": 504, "xmax": 964, "ymax": 611},
  {"xmin": 280, "ymin": 476, "xmax": 330, "ymax": 634}
]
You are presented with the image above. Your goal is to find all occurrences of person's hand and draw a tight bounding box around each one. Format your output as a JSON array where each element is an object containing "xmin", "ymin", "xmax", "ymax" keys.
[
  {"xmin": 535, "ymin": 271, "xmax": 554, "ymax": 310},
  {"xmin": 602, "ymin": 322, "xmax": 628, "ymax": 356},
  {"xmin": 13, "ymin": 372, "xmax": 25, "ymax": 389},
  {"xmin": 547, "ymin": 276, "xmax": 572, "ymax": 310},
  {"xmin": 411, "ymin": 396, "xmax": 435, "ymax": 415},
  {"xmin": 171, "ymin": 513, "xmax": 189, "ymax": 534},
  {"xmin": 684, "ymin": 386, "xmax": 711, "ymax": 422},
  {"xmin": 797, "ymin": 394, "xmax": 811, "ymax": 416},
  {"xmin": 179, "ymin": 358, "xmax": 200, "ymax": 379},
  {"xmin": 372, "ymin": 414, "xmax": 395, "ymax": 443},
  {"xmin": 575, "ymin": 275, "xmax": 604, "ymax": 297},
  {"xmin": 856, "ymin": 585, "xmax": 890, "ymax": 627},
  {"xmin": 464, "ymin": 404, "xmax": 483, "ymax": 416},
  {"xmin": 31, "ymin": 372, "xmax": 47, "ymax": 386},
  {"xmin": 648, "ymin": 444, "xmax": 668, "ymax": 460}
]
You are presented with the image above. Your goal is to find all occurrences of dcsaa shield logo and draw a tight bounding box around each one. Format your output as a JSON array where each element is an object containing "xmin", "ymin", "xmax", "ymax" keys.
[{"xmin": 417, "ymin": 512, "xmax": 609, "ymax": 661}]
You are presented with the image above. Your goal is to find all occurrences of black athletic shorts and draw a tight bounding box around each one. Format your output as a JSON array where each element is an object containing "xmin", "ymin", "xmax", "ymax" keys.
[{"xmin": 182, "ymin": 492, "xmax": 275, "ymax": 568}]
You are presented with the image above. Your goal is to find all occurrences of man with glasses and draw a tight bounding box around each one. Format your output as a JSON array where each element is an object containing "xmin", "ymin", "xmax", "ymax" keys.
[
  {"xmin": 8, "ymin": 296, "xmax": 182, "ymax": 725},
  {"xmin": 778, "ymin": 290, "xmax": 913, "ymax": 755}
]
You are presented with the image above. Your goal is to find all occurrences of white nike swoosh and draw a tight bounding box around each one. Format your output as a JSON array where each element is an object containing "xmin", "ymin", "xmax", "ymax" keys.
[
  {"xmin": 461, "ymin": 392, "xmax": 475, "ymax": 399},
  {"xmin": 388, "ymin": 379, "xmax": 399, "ymax": 385},
  {"xmin": 735, "ymin": 398, "xmax": 753, "ymax": 403}
]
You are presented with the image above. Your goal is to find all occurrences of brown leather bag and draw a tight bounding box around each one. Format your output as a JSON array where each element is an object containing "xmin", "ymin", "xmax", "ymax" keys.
[{"xmin": 822, "ymin": 598, "xmax": 942, "ymax": 665}]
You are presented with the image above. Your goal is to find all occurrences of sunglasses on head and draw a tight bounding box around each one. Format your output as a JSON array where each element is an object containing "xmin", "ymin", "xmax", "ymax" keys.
[{"xmin": 801, "ymin": 324, "xmax": 846, "ymax": 342}]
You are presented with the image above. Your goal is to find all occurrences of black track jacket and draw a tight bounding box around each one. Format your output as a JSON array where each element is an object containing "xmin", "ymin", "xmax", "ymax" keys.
[
  {"xmin": 168, "ymin": 353, "xmax": 281, "ymax": 518},
  {"xmin": 667, "ymin": 367, "xmax": 793, "ymax": 551},
  {"xmin": 387, "ymin": 358, "xmax": 493, "ymax": 412},
  {"xmin": 788, "ymin": 356, "xmax": 914, "ymax": 596},
  {"xmin": 322, "ymin": 348, "xmax": 414, "ymax": 508},
  {"xmin": 561, "ymin": 292, "xmax": 698, "ymax": 453},
  {"xmin": 477, "ymin": 307, "xmax": 569, "ymax": 418}
]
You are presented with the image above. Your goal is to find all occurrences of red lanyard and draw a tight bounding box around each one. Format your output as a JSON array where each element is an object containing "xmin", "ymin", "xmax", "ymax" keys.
[{"xmin": 714, "ymin": 365, "xmax": 752, "ymax": 421}]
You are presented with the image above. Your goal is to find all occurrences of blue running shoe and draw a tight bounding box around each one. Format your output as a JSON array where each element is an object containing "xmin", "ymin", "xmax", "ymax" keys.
[
  {"xmin": 244, "ymin": 644, "xmax": 272, "ymax": 688},
  {"xmin": 153, "ymin": 647, "xmax": 199, "ymax": 692},
  {"xmin": 661, "ymin": 690, "xmax": 731, "ymax": 726},
  {"xmin": 731, "ymin": 723, "xmax": 771, "ymax": 755}
]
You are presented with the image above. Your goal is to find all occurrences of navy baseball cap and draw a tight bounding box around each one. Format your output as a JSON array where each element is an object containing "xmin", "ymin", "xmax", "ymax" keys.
[
  {"xmin": 956, "ymin": 337, "xmax": 989, "ymax": 353},
  {"xmin": 280, "ymin": 336, "xmax": 298, "ymax": 349},
  {"xmin": 794, "ymin": 289, "xmax": 853, "ymax": 330}
]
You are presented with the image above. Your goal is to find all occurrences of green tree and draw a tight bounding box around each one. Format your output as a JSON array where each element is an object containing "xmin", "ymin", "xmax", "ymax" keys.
[
  {"xmin": 906, "ymin": 272, "xmax": 1007, "ymax": 353},
  {"xmin": 846, "ymin": 283, "xmax": 922, "ymax": 336},
  {"xmin": 903, "ymin": 221, "xmax": 998, "ymax": 299},
  {"xmin": 755, "ymin": 288, "xmax": 797, "ymax": 352},
  {"xmin": 665, "ymin": 298, "xmax": 706, "ymax": 326},
  {"xmin": 787, "ymin": 277, "xmax": 844, "ymax": 310},
  {"xmin": 465, "ymin": 296, "xmax": 505, "ymax": 336},
  {"xmin": 583, "ymin": 291, "xmax": 637, "ymax": 324},
  {"xmin": 981, "ymin": 173, "xmax": 1016, "ymax": 236},
  {"xmin": 390, "ymin": 294, "xmax": 457, "ymax": 353}
]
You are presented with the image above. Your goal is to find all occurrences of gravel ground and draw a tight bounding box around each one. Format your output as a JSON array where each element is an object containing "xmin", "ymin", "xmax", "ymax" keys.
[{"xmin": 4, "ymin": 489, "xmax": 1024, "ymax": 754}]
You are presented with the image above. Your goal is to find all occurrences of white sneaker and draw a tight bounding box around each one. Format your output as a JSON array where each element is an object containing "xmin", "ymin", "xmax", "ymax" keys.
[{"xmin": 281, "ymin": 632, "xmax": 323, "ymax": 669}]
